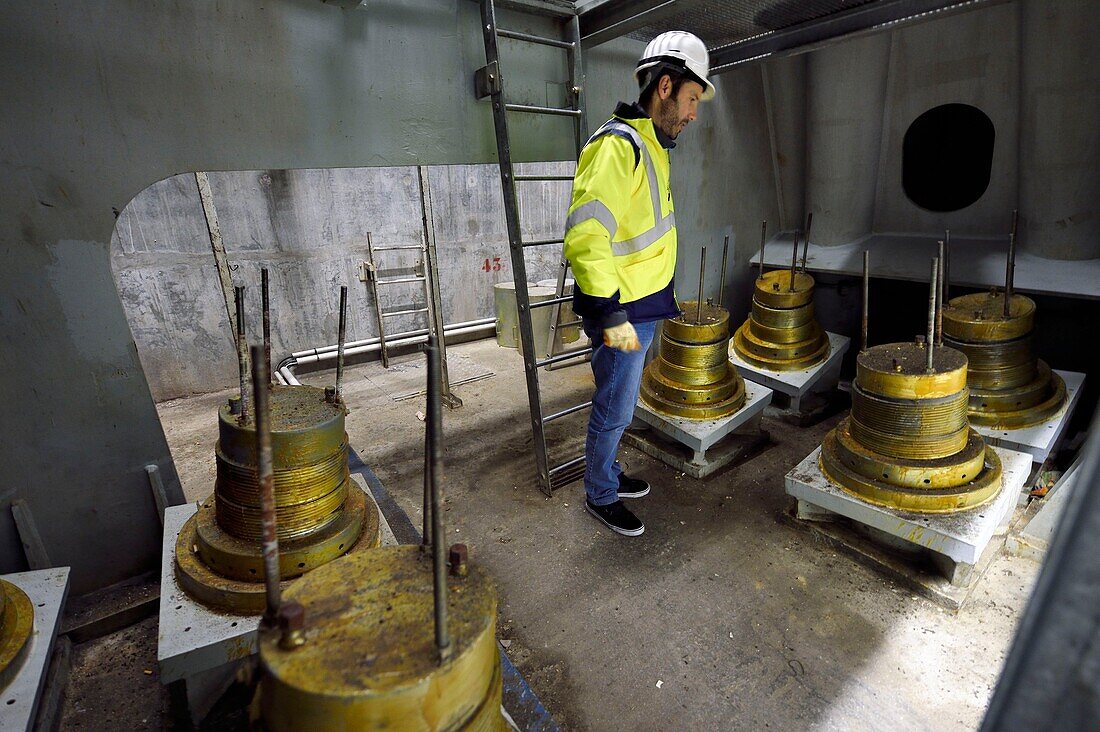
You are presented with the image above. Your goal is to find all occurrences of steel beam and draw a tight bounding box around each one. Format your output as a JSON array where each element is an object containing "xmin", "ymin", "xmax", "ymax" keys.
[{"xmin": 577, "ymin": 0, "xmax": 686, "ymax": 47}]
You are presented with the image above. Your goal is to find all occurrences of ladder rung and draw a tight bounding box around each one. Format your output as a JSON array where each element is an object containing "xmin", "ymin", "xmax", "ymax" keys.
[
  {"xmin": 376, "ymin": 276, "xmax": 426, "ymax": 285},
  {"xmin": 523, "ymin": 237, "xmax": 565, "ymax": 248},
  {"xmin": 372, "ymin": 245, "xmax": 423, "ymax": 252},
  {"xmin": 497, "ymin": 28, "xmax": 574, "ymax": 50},
  {"xmin": 553, "ymin": 318, "xmax": 583, "ymax": 328},
  {"xmin": 536, "ymin": 345, "xmax": 593, "ymax": 368},
  {"xmin": 506, "ymin": 103, "xmax": 583, "ymax": 118},
  {"xmin": 515, "ymin": 174, "xmax": 574, "ymax": 181},
  {"xmin": 542, "ymin": 401, "xmax": 592, "ymax": 423},
  {"xmin": 549, "ymin": 454, "xmax": 585, "ymax": 475},
  {"xmin": 548, "ymin": 456, "xmax": 586, "ymax": 490},
  {"xmin": 382, "ymin": 307, "xmax": 429, "ymax": 318},
  {"xmin": 529, "ymin": 294, "xmax": 572, "ymax": 309}
]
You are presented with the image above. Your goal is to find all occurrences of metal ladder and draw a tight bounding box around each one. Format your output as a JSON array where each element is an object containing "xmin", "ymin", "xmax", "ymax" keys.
[
  {"xmin": 476, "ymin": 0, "xmax": 593, "ymax": 494},
  {"xmin": 361, "ymin": 171, "xmax": 462, "ymax": 409}
]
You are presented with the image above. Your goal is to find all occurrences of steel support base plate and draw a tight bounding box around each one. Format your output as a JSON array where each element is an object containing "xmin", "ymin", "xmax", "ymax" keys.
[
  {"xmin": 972, "ymin": 369, "xmax": 1085, "ymax": 464},
  {"xmin": 0, "ymin": 568, "xmax": 69, "ymax": 732},
  {"xmin": 624, "ymin": 381, "xmax": 773, "ymax": 478},
  {"xmin": 785, "ymin": 445, "xmax": 1031, "ymax": 607},
  {"xmin": 157, "ymin": 475, "xmax": 398, "ymax": 719},
  {"xmin": 731, "ymin": 332, "xmax": 849, "ymax": 413}
]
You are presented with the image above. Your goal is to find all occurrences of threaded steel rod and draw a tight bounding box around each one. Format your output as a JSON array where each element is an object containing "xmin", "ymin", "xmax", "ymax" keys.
[
  {"xmin": 1005, "ymin": 210, "xmax": 1018, "ymax": 318},
  {"xmin": 252, "ymin": 344, "xmax": 281, "ymax": 626},
  {"xmin": 426, "ymin": 334, "xmax": 451, "ymax": 661},
  {"xmin": 234, "ymin": 286, "xmax": 249, "ymax": 420},
  {"xmin": 800, "ymin": 211, "xmax": 813, "ymax": 272},
  {"xmin": 936, "ymin": 240, "xmax": 945, "ymax": 347},
  {"xmin": 862, "ymin": 251, "xmax": 870, "ymax": 352},
  {"xmin": 758, "ymin": 220, "xmax": 767, "ymax": 280},
  {"xmin": 788, "ymin": 232, "xmax": 799, "ymax": 292},
  {"xmin": 336, "ymin": 286, "xmax": 348, "ymax": 401},
  {"xmin": 927, "ymin": 257, "xmax": 939, "ymax": 372},
  {"xmin": 718, "ymin": 234, "xmax": 729, "ymax": 308},
  {"xmin": 696, "ymin": 246, "xmax": 707, "ymax": 323},
  {"xmin": 261, "ymin": 269, "xmax": 272, "ymax": 387}
]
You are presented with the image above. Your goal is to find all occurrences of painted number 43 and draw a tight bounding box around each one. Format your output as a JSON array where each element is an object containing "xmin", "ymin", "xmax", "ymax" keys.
[{"xmin": 482, "ymin": 257, "xmax": 503, "ymax": 272}]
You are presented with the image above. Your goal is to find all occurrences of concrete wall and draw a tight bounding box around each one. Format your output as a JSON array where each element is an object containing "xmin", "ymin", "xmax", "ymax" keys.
[
  {"xmin": 0, "ymin": 0, "xmax": 640, "ymax": 593},
  {"xmin": 111, "ymin": 163, "xmax": 572, "ymax": 401}
]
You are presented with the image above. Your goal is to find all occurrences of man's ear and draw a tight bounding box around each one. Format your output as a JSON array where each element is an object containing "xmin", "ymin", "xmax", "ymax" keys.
[{"xmin": 657, "ymin": 73, "xmax": 673, "ymax": 101}]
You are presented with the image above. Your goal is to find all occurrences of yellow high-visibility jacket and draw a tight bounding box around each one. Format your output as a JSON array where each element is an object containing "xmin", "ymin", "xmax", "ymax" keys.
[{"xmin": 564, "ymin": 103, "xmax": 678, "ymax": 327}]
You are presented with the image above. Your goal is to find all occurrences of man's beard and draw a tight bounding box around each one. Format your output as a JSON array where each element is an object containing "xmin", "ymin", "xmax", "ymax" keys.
[{"xmin": 654, "ymin": 97, "xmax": 684, "ymax": 139}]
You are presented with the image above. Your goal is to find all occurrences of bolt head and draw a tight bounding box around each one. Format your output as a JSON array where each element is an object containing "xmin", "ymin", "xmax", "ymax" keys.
[
  {"xmin": 448, "ymin": 543, "xmax": 469, "ymax": 577},
  {"xmin": 278, "ymin": 601, "xmax": 306, "ymax": 632}
]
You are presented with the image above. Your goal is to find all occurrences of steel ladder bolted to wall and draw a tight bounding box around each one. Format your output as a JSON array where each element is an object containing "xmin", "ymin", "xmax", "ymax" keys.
[{"xmin": 476, "ymin": 0, "xmax": 593, "ymax": 494}]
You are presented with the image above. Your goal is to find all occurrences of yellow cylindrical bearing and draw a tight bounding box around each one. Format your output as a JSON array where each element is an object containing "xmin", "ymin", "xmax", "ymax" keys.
[
  {"xmin": 849, "ymin": 416, "xmax": 970, "ymax": 460},
  {"xmin": 748, "ymin": 318, "xmax": 819, "ymax": 345},
  {"xmin": 729, "ymin": 324, "xmax": 831, "ymax": 372},
  {"xmin": 831, "ymin": 420, "xmax": 987, "ymax": 490},
  {"xmin": 734, "ymin": 322, "xmax": 826, "ymax": 361},
  {"xmin": 855, "ymin": 343, "xmax": 968, "ymax": 400},
  {"xmin": 944, "ymin": 335, "xmax": 1033, "ymax": 371},
  {"xmin": 850, "ymin": 383, "xmax": 969, "ymax": 437},
  {"xmin": 942, "ymin": 293, "xmax": 1035, "ymax": 342},
  {"xmin": 664, "ymin": 302, "xmax": 729, "ymax": 344},
  {"xmin": 640, "ymin": 372, "xmax": 746, "ymax": 420},
  {"xmin": 257, "ymin": 546, "xmax": 508, "ymax": 732},
  {"xmin": 215, "ymin": 479, "xmax": 348, "ymax": 541},
  {"xmin": 969, "ymin": 370, "xmax": 1067, "ymax": 429},
  {"xmin": 642, "ymin": 363, "xmax": 739, "ymax": 405},
  {"xmin": 753, "ymin": 271, "xmax": 815, "ymax": 309},
  {"xmin": 658, "ymin": 358, "xmax": 729, "ymax": 386},
  {"xmin": 658, "ymin": 335, "xmax": 729, "ymax": 370},
  {"xmin": 751, "ymin": 300, "xmax": 815, "ymax": 329}
]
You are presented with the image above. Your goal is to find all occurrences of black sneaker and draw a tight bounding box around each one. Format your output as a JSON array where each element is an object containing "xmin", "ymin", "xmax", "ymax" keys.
[
  {"xmin": 617, "ymin": 473, "xmax": 651, "ymax": 499},
  {"xmin": 585, "ymin": 500, "xmax": 645, "ymax": 536}
]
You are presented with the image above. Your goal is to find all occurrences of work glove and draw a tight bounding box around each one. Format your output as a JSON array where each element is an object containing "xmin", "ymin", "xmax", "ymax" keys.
[{"xmin": 603, "ymin": 321, "xmax": 641, "ymax": 352}]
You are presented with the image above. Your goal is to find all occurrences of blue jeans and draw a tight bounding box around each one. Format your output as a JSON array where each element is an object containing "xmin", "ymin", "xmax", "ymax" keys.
[{"xmin": 582, "ymin": 318, "xmax": 658, "ymax": 506}]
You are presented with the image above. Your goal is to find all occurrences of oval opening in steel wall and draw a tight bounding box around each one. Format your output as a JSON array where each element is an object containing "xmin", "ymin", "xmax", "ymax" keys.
[{"xmin": 903, "ymin": 103, "xmax": 995, "ymax": 212}]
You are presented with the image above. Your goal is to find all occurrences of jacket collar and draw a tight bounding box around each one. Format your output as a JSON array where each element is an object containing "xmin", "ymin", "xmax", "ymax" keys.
[{"xmin": 612, "ymin": 101, "xmax": 676, "ymax": 150}]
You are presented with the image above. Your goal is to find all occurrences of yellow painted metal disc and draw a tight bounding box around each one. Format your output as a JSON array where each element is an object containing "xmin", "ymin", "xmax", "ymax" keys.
[
  {"xmin": 664, "ymin": 302, "xmax": 729, "ymax": 344},
  {"xmin": 642, "ymin": 362, "xmax": 739, "ymax": 405},
  {"xmin": 748, "ymin": 318, "xmax": 819, "ymax": 345},
  {"xmin": 0, "ymin": 579, "xmax": 34, "ymax": 691},
  {"xmin": 657, "ymin": 358, "xmax": 729, "ymax": 386},
  {"xmin": 969, "ymin": 368, "xmax": 1067, "ymax": 429},
  {"xmin": 751, "ymin": 300, "xmax": 814, "ymax": 329},
  {"xmin": 730, "ymin": 323, "xmax": 830, "ymax": 372},
  {"xmin": 850, "ymin": 382, "xmax": 969, "ymax": 437},
  {"xmin": 193, "ymin": 488, "xmax": 375, "ymax": 582},
  {"xmin": 217, "ymin": 386, "xmax": 346, "ymax": 469},
  {"xmin": 821, "ymin": 429, "xmax": 1003, "ymax": 514},
  {"xmin": 855, "ymin": 343, "xmax": 967, "ymax": 399},
  {"xmin": 657, "ymin": 334, "xmax": 729, "ymax": 370},
  {"xmin": 258, "ymin": 546, "xmax": 507, "ymax": 732},
  {"xmin": 942, "ymin": 293, "xmax": 1035, "ymax": 342},
  {"xmin": 640, "ymin": 367, "xmax": 746, "ymax": 420},
  {"xmin": 830, "ymin": 419, "xmax": 987, "ymax": 489},
  {"xmin": 175, "ymin": 489, "xmax": 380, "ymax": 615},
  {"xmin": 753, "ymin": 271, "xmax": 815, "ymax": 308},
  {"xmin": 734, "ymin": 321, "xmax": 826, "ymax": 360}
]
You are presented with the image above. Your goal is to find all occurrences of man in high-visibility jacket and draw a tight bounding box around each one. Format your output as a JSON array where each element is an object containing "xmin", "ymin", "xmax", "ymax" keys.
[{"xmin": 564, "ymin": 31, "xmax": 715, "ymax": 536}]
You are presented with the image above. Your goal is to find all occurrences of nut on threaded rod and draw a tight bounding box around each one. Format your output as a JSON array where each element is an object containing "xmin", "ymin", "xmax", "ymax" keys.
[
  {"xmin": 234, "ymin": 286, "xmax": 249, "ymax": 421},
  {"xmin": 251, "ymin": 344, "xmax": 282, "ymax": 627}
]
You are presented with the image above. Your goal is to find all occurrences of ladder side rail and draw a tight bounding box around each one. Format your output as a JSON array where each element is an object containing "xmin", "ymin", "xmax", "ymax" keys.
[{"xmin": 365, "ymin": 231, "xmax": 391, "ymax": 369}]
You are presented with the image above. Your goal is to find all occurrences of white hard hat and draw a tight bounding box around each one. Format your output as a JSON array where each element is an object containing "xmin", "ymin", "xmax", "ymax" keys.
[{"xmin": 635, "ymin": 31, "xmax": 715, "ymax": 101}]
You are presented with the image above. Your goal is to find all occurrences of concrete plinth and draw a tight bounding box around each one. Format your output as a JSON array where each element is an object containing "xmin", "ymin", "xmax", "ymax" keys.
[
  {"xmin": 157, "ymin": 474, "xmax": 396, "ymax": 723},
  {"xmin": 623, "ymin": 381, "xmax": 773, "ymax": 478},
  {"xmin": 730, "ymin": 331, "xmax": 850, "ymax": 413},
  {"xmin": 973, "ymin": 369, "xmax": 1085, "ymax": 465},
  {"xmin": 0, "ymin": 568, "xmax": 69, "ymax": 732},
  {"xmin": 784, "ymin": 445, "xmax": 1032, "ymax": 609}
]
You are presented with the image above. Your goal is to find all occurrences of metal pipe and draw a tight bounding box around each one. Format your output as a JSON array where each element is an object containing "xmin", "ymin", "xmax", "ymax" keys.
[
  {"xmin": 336, "ymin": 286, "xmax": 347, "ymax": 402},
  {"xmin": 926, "ymin": 257, "xmax": 939, "ymax": 372},
  {"xmin": 1005, "ymin": 209, "xmax": 1018, "ymax": 317},
  {"xmin": 718, "ymin": 234, "xmax": 730, "ymax": 308},
  {"xmin": 788, "ymin": 232, "xmax": 799, "ymax": 292},
  {"xmin": 425, "ymin": 334, "xmax": 451, "ymax": 661},
  {"xmin": 862, "ymin": 251, "xmax": 870, "ymax": 352},
  {"xmin": 234, "ymin": 286, "xmax": 249, "ymax": 421},
  {"xmin": 290, "ymin": 321, "xmax": 496, "ymax": 370},
  {"xmin": 252, "ymin": 344, "xmax": 281, "ymax": 627},
  {"xmin": 800, "ymin": 211, "xmax": 813, "ymax": 272},
  {"xmin": 292, "ymin": 317, "xmax": 494, "ymax": 361},
  {"xmin": 943, "ymin": 229, "xmax": 951, "ymax": 301},
  {"xmin": 936, "ymin": 241, "xmax": 945, "ymax": 347},
  {"xmin": 696, "ymin": 246, "xmax": 707, "ymax": 323},
  {"xmin": 758, "ymin": 220, "xmax": 767, "ymax": 280},
  {"xmin": 261, "ymin": 268, "xmax": 272, "ymax": 387}
]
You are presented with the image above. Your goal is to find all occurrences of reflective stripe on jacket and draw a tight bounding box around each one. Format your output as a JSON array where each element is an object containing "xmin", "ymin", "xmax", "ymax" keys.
[{"xmin": 563, "ymin": 113, "xmax": 677, "ymax": 309}]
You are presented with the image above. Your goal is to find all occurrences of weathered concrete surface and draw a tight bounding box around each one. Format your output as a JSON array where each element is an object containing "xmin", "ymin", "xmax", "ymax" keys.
[
  {"xmin": 111, "ymin": 162, "xmax": 571, "ymax": 401},
  {"xmin": 150, "ymin": 340, "xmax": 1041, "ymax": 730}
]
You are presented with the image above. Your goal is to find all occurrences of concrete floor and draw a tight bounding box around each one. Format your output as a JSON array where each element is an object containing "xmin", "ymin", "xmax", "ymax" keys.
[{"xmin": 76, "ymin": 337, "xmax": 1040, "ymax": 730}]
